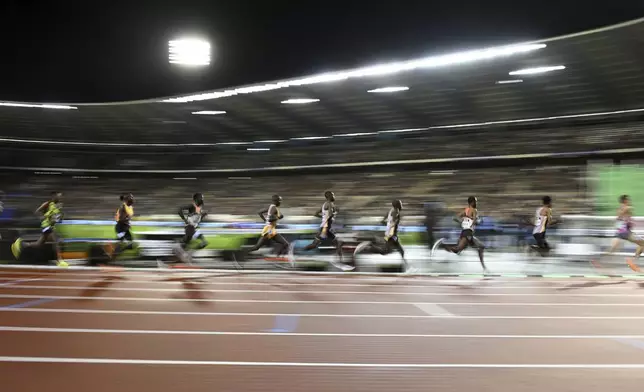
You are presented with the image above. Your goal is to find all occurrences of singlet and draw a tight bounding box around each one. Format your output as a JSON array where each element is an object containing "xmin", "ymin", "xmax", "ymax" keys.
[
  {"xmin": 461, "ymin": 207, "xmax": 475, "ymax": 231},
  {"xmin": 182, "ymin": 204, "xmax": 203, "ymax": 227},
  {"xmin": 115, "ymin": 204, "xmax": 134, "ymax": 226},
  {"xmin": 533, "ymin": 207, "xmax": 550, "ymax": 235},
  {"xmin": 42, "ymin": 202, "xmax": 62, "ymax": 228},
  {"xmin": 385, "ymin": 208, "xmax": 399, "ymax": 236},
  {"xmin": 266, "ymin": 204, "xmax": 280, "ymax": 226},
  {"xmin": 320, "ymin": 202, "xmax": 335, "ymax": 228},
  {"xmin": 616, "ymin": 207, "xmax": 632, "ymax": 234}
]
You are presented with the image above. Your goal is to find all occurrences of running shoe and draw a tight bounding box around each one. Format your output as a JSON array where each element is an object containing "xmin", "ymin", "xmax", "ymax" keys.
[
  {"xmin": 627, "ymin": 258, "xmax": 641, "ymax": 272},
  {"xmin": 10, "ymin": 238, "xmax": 22, "ymax": 259},
  {"xmin": 56, "ymin": 260, "xmax": 69, "ymax": 268}
]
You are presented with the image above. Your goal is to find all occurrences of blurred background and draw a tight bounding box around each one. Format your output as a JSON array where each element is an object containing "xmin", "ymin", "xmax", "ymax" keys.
[{"xmin": 1, "ymin": 2, "xmax": 644, "ymax": 269}]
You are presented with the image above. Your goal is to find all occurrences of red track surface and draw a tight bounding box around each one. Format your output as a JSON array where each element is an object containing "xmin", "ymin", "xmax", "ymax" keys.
[{"xmin": 2, "ymin": 269, "xmax": 644, "ymax": 391}]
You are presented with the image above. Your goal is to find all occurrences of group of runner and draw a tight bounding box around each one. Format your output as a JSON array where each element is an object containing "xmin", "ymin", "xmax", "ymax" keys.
[{"xmin": 7, "ymin": 190, "xmax": 643, "ymax": 273}]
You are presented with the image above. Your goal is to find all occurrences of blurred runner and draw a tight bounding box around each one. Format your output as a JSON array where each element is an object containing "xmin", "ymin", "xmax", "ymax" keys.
[
  {"xmin": 592, "ymin": 194, "xmax": 642, "ymax": 272},
  {"xmin": 111, "ymin": 193, "xmax": 135, "ymax": 261},
  {"xmin": 246, "ymin": 194, "xmax": 293, "ymax": 265},
  {"xmin": 529, "ymin": 196, "xmax": 560, "ymax": 257},
  {"xmin": 11, "ymin": 191, "xmax": 68, "ymax": 267},
  {"xmin": 299, "ymin": 191, "xmax": 352, "ymax": 271},
  {"xmin": 165, "ymin": 193, "xmax": 209, "ymax": 267},
  {"xmin": 353, "ymin": 199, "xmax": 411, "ymax": 272},
  {"xmin": 440, "ymin": 196, "xmax": 487, "ymax": 272}
]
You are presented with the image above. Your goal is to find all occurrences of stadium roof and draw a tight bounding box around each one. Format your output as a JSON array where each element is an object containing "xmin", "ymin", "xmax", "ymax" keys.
[{"xmin": 1, "ymin": 17, "xmax": 644, "ymax": 147}]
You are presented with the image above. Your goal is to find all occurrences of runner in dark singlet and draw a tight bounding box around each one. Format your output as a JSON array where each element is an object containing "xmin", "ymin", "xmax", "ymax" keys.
[
  {"xmin": 301, "ymin": 191, "xmax": 352, "ymax": 271},
  {"xmin": 11, "ymin": 191, "xmax": 68, "ymax": 267},
  {"xmin": 442, "ymin": 196, "xmax": 487, "ymax": 272},
  {"xmin": 178, "ymin": 193, "xmax": 209, "ymax": 250}
]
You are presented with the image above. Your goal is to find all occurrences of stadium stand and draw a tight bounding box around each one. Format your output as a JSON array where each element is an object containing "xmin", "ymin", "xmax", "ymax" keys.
[{"xmin": 0, "ymin": 165, "xmax": 589, "ymax": 221}]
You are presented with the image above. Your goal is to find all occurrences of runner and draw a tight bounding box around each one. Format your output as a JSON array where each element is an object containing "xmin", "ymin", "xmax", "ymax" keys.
[
  {"xmin": 592, "ymin": 194, "xmax": 642, "ymax": 272},
  {"xmin": 440, "ymin": 196, "xmax": 487, "ymax": 272},
  {"xmin": 353, "ymin": 199, "xmax": 411, "ymax": 272},
  {"xmin": 246, "ymin": 195, "xmax": 293, "ymax": 266},
  {"xmin": 530, "ymin": 196, "xmax": 559, "ymax": 257},
  {"xmin": 11, "ymin": 191, "xmax": 68, "ymax": 267},
  {"xmin": 300, "ymin": 191, "xmax": 352, "ymax": 271},
  {"xmin": 111, "ymin": 193, "xmax": 135, "ymax": 261}
]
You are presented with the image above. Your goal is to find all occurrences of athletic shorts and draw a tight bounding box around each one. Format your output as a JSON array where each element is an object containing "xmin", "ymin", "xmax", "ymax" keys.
[
  {"xmin": 184, "ymin": 225, "xmax": 202, "ymax": 242},
  {"xmin": 533, "ymin": 232, "xmax": 549, "ymax": 249},
  {"xmin": 261, "ymin": 224, "xmax": 277, "ymax": 239},
  {"xmin": 617, "ymin": 230, "xmax": 637, "ymax": 241},
  {"xmin": 460, "ymin": 229, "xmax": 484, "ymax": 248},
  {"xmin": 316, "ymin": 226, "xmax": 336, "ymax": 241},
  {"xmin": 115, "ymin": 223, "xmax": 133, "ymax": 242}
]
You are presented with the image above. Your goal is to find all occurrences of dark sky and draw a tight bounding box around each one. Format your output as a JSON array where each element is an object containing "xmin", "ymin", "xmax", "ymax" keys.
[{"xmin": 1, "ymin": 0, "xmax": 643, "ymax": 103}]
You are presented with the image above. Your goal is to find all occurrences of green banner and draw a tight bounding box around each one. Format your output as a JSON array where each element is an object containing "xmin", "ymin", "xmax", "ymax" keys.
[{"xmin": 595, "ymin": 164, "xmax": 644, "ymax": 215}]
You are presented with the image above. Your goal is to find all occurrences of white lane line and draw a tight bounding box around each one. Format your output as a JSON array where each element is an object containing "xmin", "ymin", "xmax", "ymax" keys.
[
  {"xmin": 2, "ymin": 293, "xmax": 644, "ymax": 306},
  {"xmin": 4, "ymin": 284, "xmax": 644, "ymax": 297},
  {"xmin": 8, "ymin": 326, "xmax": 644, "ymax": 339},
  {"xmin": 4, "ymin": 307, "xmax": 644, "ymax": 319},
  {"xmin": 414, "ymin": 303, "xmax": 456, "ymax": 316},
  {"xmin": 1, "ymin": 277, "xmax": 622, "ymax": 289},
  {"xmin": 0, "ymin": 269, "xmax": 635, "ymax": 283},
  {"xmin": 1, "ymin": 356, "xmax": 644, "ymax": 368},
  {"xmin": 0, "ymin": 278, "xmax": 42, "ymax": 287}
]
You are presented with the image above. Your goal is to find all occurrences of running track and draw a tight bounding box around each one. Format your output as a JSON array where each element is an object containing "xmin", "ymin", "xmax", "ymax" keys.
[{"xmin": 2, "ymin": 268, "xmax": 644, "ymax": 391}]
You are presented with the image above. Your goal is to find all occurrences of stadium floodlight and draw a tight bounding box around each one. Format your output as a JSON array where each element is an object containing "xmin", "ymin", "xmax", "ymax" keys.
[
  {"xmin": 169, "ymin": 38, "xmax": 211, "ymax": 66},
  {"xmin": 368, "ymin": 86, "xmax": 410, "ymax": 93},
  {"xmin": 162, "ymin": 42, "xmax": 546, "ymax": 103},
  {"xmin": 247, "ymin": 147, "xmax": 270, "ymax": 151},
  {"xmin": 281, "ymin": 98, "xmax": 320, "ymax": 104},
  {"xmin": 509, "ymin": 65, "xmax": 565, "ymax": 75},
  {"xmin": 191, "ymin": 110, "xmax": 226, "ymax": 115},
  {"xmin": 496, "ymin": 79, "xmax": 523, "ymax": 84},
  {"xmin": 0, "ymin": 102, "xmax": 77, "ymax": 110}
]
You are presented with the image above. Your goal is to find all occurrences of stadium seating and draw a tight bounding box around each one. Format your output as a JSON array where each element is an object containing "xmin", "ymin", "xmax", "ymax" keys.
[{"xmin": 0, "ymin": 165, "xmax": 590, "ymax": 222}]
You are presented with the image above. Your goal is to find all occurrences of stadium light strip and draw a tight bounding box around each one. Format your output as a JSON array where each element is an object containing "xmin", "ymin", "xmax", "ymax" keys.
[
  {"xmin": 378, "ymin": 107, "xmax": 644, "ymax": 133},
  {"xmin": 0, "ymin": 102, "xmax": 77, "ymax": 110},
  {"xmin": 368, "ymin": 86, "xmax": 409, "ymax": 93},
  {"xmin": 254, "ymin": 139, "xmax": 288, "ymax": 143},
  {"xmin": 161, "ymin": 43, "xmax": 546, "ymax": 103},
  {"xmin": 281, "ymin": 98, "xmax": 320, "ymax": 104},
  {"xmin": 192, "ymin": 110, "xmax": 226, "ymax": 115},
  {"xmin": 496, "ymin": 80, "xmax": 523, "ymax": 84},
  {"xmin": 509, "ymin": 65, "xmax": 565, "ymax": 75},
  {"xmin": 3, "ymin": 107, "xmax": 644, "ymax": 148},
  {"xmin": 247, "ymin": 148, "xmax": 270, "ymax": 151}
]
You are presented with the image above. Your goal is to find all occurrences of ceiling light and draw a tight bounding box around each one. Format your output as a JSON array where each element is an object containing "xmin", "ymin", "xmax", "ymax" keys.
[
  {"xmin": 192, "ymin": 110, "xmax": 226, "ymax": 115},
  {"xmin": 496, "ymin": 79, "xmax": 523, "ymax": 84},
  {"xmin": 368, "ymin": 86, "xmax": 410, "ymax": 93},
  {"xmin": 254, "ymin": 140, "xmax": 288, "ymax": 143},
  {"xmin": 0, "ymin": 102, "xmax": 77, "ymax": 110},
  {"xmin": 281, "ymin": 98, "xmax": 320, "ymax": 104},
  {"xmin": 162, "ymin": 43, "xmax": 546, "ymax": 103},
  {"xmin": 509, "ymin": 65, "xmax": 565, "ymax": 76},
  {"xmin": 216, "ymin": 141, "xmax": 252, "ymax": 145},
  {"xmin": 247, "ymin": 148, "xmax": 270, "ymax": 151}
]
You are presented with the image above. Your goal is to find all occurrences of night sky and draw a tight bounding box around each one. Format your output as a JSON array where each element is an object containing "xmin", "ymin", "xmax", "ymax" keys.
[{"xmin": 1, "ymin": 0, "xmax": 643, "ymax": 103}]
